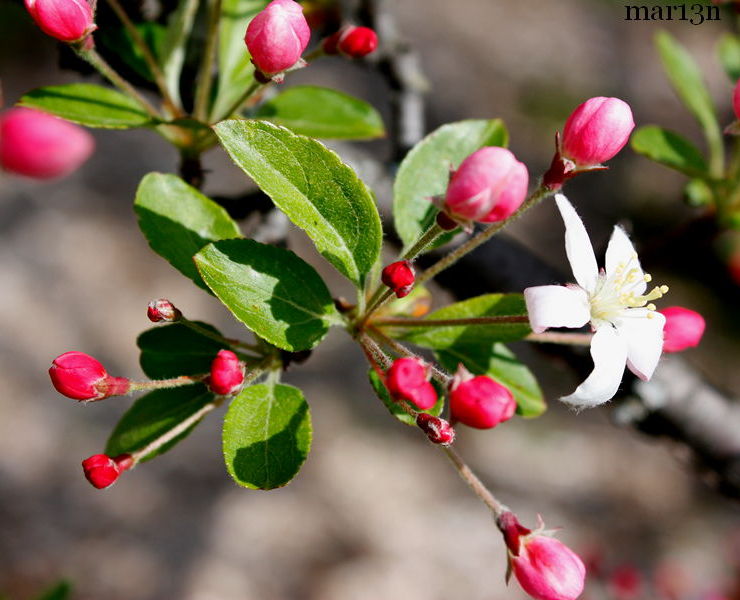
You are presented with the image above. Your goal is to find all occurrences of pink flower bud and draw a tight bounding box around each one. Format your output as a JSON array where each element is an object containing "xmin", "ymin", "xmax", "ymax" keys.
[
  {"xmin": 147, "ymin": 298, "xmax": 182, "ymax": 323},
  {"xmin": 381, "ymin": 260, "xmax": 415, "ymax": 298},
  {"xmin": 659, "ymin": 306, "xmax": 706, "ymax": 353},
  {"xmin": 208, "ymin": 350, "xmax": 245, "ymax": 396},
  {"xmin": 25, "ymin": 0, "xmax": 95, "ymax": 42},
  {"xmin": 449, "ymin": 365, "xmax": 515, "ymax": 429},
  {"xmin": 385, "ymin": 357, "xmax": 438, "ymax": 410},
  {"xmin": 442, "ymin": 147, "xmax": 529, "ymax": 226},
  {"xmin": 0, "ymin": 108, "xmax": 94, "ymax": 179},
  {"xmin": 561, "ymin": 97, "xmax": 635, "ymax": 167},
  {"xmin": 733, "ymin": 79, "xmax": 740, "ymax": 121},
  {"xmin": 323, "ymin": 26, "xmax": 378, "ymax": 57},
  {"xmin": 81, "ymin": 453, "xmax": 132, "ymax": 489},
  {"xmin": 49, "ymin": 351, "xmax": 130, "ymax": 401},
  {"xmin": 245, "ymin": 0, "xmax": 310, "ymax": 76},
  {"xmin": 499, "ymin": 513, "xmax": 586, "ymax": 600},
  {"xmin": 416, "ymin": 413, "xmax": 455, "ymax": 445}
]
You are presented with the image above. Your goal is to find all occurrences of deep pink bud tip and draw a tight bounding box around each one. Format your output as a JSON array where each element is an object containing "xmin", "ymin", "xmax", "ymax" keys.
[
  {"xmin": 25, "ymin": 0, "xmax": 96, "ymax": 42},
  {"xmin": 416, "ymin": 413, "xmax": 455, "ymax": 445},
  {"xmin": 561, "ymin": 96, "xmax": 635, "ymax": 167},
  {"xmin": 323, "ymin": 26, "xmax": 378, "ymax": 57},
  {"xmin": 245, "ymin": 0, "xmax": 310, "ymax": 76},
  {"xmin": 0, "ymin": 108, "xmax": 94, "ymax": 180},
  {"xmin": 442, "ymin": 146, "xmax": 529, "ymax": 226},
  {"xmin": 381, "ymin": 260, "xmax": 416, "ymax": 298},
  {"xmin": 147, "ymin": 298, "xmax": 182, "ymax": 323},
  {"xmin": 81, "ymin": 453, "xmax": 132, "ymax": 489},
  {"xmin": 208, "ymin": 350, "xmax": 245, "ymax": 396},
  {"xmin": 450, "ymin": 367, "xmax": 516, "ymax": 429},
  {"xmin": 385, "ymin": 357, "xmax": 437, "ymax": 410},
  {"xmin": 733, "ymin": 79, "xmax": 740, "ymax": 121},
  {"xmin": 49, "ymin": 351, "xmax": 129, "ymax": 401},
  {"xmin": 659, "ymin": 306, "xmax": 706, "ymax": 353}
]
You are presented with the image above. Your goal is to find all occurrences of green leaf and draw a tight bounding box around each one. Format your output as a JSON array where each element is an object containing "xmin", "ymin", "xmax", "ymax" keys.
[
  {"xmin": 106, "ymin": 385, "xmax": 214, "ymax": 461},
  {"xmin": 214, "ymin": 119, "xmax": 382, "ymax": 286},
  {"xmin": 368, "ymin": 369, "xmax": 444, "ymax": 426},
  {"xmin": 684, "ymin": 178, "xmax": 714, "ymax": 207},
  {"xmin": 211, "ymin": 0, "xmax": 268, "ymax": 119},
  {"xmin": 255, "ymin": 85, "xmax": 385, "ymax": 140},
  {"xmin": 35, "ymin": 582, "xmax": 72, "ymax": 600},
  {"xmin": 223, "ymin": 383, "xmax": 312, "ymax": 489},
  {"xmin": 194, "ymin": 239, "xmax": 339, "ymax": 351},
  {"xmin": 138, "ymin": 322, "xmax": 227, "ymax": 379},
  {"xmin": 18, "ymin": 84, "xmax": 154, "ymax": 129},
  {"xmin": 160, "ymin": 0, "xmax": 199, "ymax": 107},
  {"xmin": 718, "ymin": 33, "xmax": 740, "ymax": 82},
  {"xmin": 393, "ymin": 119, "xmax": 509, "ymax": 250},
  {"xmin": 436, "ymin": 342, "xmax": 545, "ymax": 418},
  {"xmin": 655, "ymin": 31, "xmax": 721, "ymax": 154},
  {"xmin": 134, "ymin": 172, "xmax": 242, "ymax": 290},
  {"xmin": 631, "ymin": 125, "xmax": 708, "ymax": 177},
  {"xmin": 398, "ymin": 294, "xmax": 531, "ymax": 349}
]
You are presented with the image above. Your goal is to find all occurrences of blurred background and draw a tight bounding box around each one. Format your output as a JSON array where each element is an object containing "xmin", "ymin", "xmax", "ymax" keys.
[{"xmin": 1, "ymin": 0, "xmax": 739, "ymax": 598}]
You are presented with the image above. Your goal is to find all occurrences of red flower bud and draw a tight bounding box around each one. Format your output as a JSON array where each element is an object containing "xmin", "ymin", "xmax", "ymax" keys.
[
  {"xmin": 208, "ymin": 350, "xmax": 245, "ymax": 396},
  {"xmin": 416, "ymin": 413, "xmax": 455, "ymax": 445},
  {"xmin": 147, "ymin": 298, "xmax": 182, "ymax": 323},
  {"xmin": 25, "ymin": 0, "xmax": 95, "ymax": 42},
  {"xmin": 659, "ymin": 306, "xmax": 705, "ymax": 353},
  {"xmin": 385, "ymin": 357, "xmax": 438, "ymax": 410},
  {"xmin": 441, "ymin": 147, "xmax": 529, "ymax": 227},
  {"xmin": 49, "ymin": 351, "xmax": 129, "ymax": 401},
  {"xmin": 449, "ymin": 366, "xmax": 515, "ymax": 429},
  {"xmin": 609, "ymin": 565, "xmax": 643, "ymax": 600},
  {"xmin": 734, "ymin": 79, "xmax": 740, "ymax": 121},
  {"xmin": 81, "ymin": 453, "xmax": 132, "ymax": 489},
  {"xmin": 561, "ymin": 97, "xmax": 634, "ymax": 167},
  {"xmin": 381, "ymin": 260, "xmax": 415, "ymax": 298},
  {"xmin": 245, "ymin": 0, "xmax": 310, "ymax": 76},
  {"xmin": 323, "ymin": 26, "xmax": 378, "ymax": 57},
  {"xmin": 0, "ymin": 108, "xmax": 94, "ymax": 179},
  {"xmin": 499, "ymin": 513, "xmax": 586, "ymax": 600}
]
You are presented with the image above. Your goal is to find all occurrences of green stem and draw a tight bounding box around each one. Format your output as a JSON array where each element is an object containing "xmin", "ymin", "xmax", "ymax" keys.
[
  {"xmin": 417, "ymin": 184, "xmax": 553, "ymax": 286},
  {"xmin": 128, "ymin": 374, "xmax": 206, "ymax": 393},
  {"xmin": 104, "ymin": 0, "xmax": 182, "ymax": 117},
  {"xmin": 706, "ymin": 120, "xmax": 726, "ymax": 180},
  {"xmin": 375, "ymin": 315, "xmax": 529, "ymax": 328},
  {"xmin": 368, "ymin": 326, "xmax": 451, "ymax": 385},
  {"xmin": 194, "ymin": 0, "xmax": 223, "ymax": 122},
  {"xmin": 77, "ymin": 47, "xmax": 160, "ymax": 118},
  {"xmin": 217, "ymin": 79, "xmax": 263, "ymax": 122}
]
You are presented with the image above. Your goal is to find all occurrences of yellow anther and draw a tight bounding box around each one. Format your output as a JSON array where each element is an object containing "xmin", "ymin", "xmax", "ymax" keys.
[
  {"xmin": 647, "ymin": 312, "xmax": 655, "ymax": 319},
  {"xmin": 660, "ymin": 285, "xmax": 669, "ymax": 294},
  {"xmin": 644, "ymin": 273, "xmax": 652, "ymax": 283},
  {"xmin": 646, "ymin": 303, "xmax": 656, "ymax": 311}
]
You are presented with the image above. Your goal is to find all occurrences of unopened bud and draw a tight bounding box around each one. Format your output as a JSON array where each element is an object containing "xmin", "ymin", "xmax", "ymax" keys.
[
  {"xmin": 245, "ymin": 0, "xmax": 310, "ymax": 77},
  {"xmin": 81, "ymin": 453, "xmax": 132, "ymax": 489},
  {"xmin": 439, "ymin": 147, "xmax": 529, "ymax": 229},
  {"xmin": 208, "ymin": 350, "xmax": 245, "ymax": 396},
  {"xmin": 498, "ymin": 512, "xmax": 586, "ymax": 600},
  {"xmin": 659, "ymin": 306, "xmax": 705, "ymax": 353},
  {"xmin": 0, "ymin": 108, "xmax": 94, "ymax": 179},
  {"xmin": 381, "ymin": 260, "xmax": 415, "ymax": 298},
  {"xmin": 416, "ymin": 413, "xmax": 455, "ymax": 445},
  {"xmin": 609, "ymin": 565, "xmax": 643, "ymax": 600},
  {"xmin": 385, "ymin": 357, "xmax": 437, "ymax": 410},
  {"xmin": 561, "ymin": 96, "xmax": 634, "ymax": 167},
  {"xmin": 49, "ymin": 351, "xmax": 129, "ymax": 401},
  {"xmin": 323, "ymin": 25, "xmax": 378, "ymax": 57},
  {"xmin": 147, "ymin": 298, "xmax": 182, "ymax": 323},
  {"xmin": 25, "ymin": 0, "xmax": 96, "ymax": 43},
  {"xmin": 449, "ymin": 365, "xmax": 516, "ymax": 429}
]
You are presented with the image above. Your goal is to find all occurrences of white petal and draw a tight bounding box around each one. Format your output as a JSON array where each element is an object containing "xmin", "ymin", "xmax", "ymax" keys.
[
  {"xmin": 616, "ymin": 309, "xmax": 665, "ymax": 381},
  {"xmin": 524, "ymin": 285, "xmax": 591, "ymax": 334},
  {"xmin": 605, "ymin": 226, "xmax": 646, "ymax": 295},
  {"xmin": 554, "ymin": 194, "xmax": 599, "ymax": 293},
  {"xmin": 561, "ymin": 325, "xmax": 627, "ymax": 409}
]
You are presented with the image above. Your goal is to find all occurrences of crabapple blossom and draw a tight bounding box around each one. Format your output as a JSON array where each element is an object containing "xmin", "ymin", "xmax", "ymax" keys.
[
  {"xmin": 381, "ymin": 260, "xmax": 415, "ymax": 298},
  {"xmin": 449, "ymin": 365, "xmax": 516, "ymax": 429},
  {"xmin": 438, "ymin": 147, "xmax": 529, "ymax": 230},
  {"xmin": 385, "ymin": 357, "xmax": 437, "ymax": 410},
  {"xmin": 524, "ymin": 195, "xmax": 667, "ymax": 409},
  {"xmin": 659, "ymin": 306, "xmax": 705, "ymax": 353},
  {"xmin": 49, "ymin": 351, "xmax": 130, "ymax": 401},
  {"xmin": 245, "ymin": 0, "xmax": 310, "ymax": 77},
  {"xmin": 24, "ymin": 0, "xmax": 95, "ymax": 43},
  {"xmin": 147, "ymin": 298, "xmax": 182, "ymax": 323},
  {"xmin": 82, "ymin": 453, "xmax": 133, "ymax": 489},
  {"xmin": 323, "ymin": 26, "xmax": 378, "ymax": 57},
  {"xmin": 208, "ymin": 350, "xmax": 245, "ymax": 396}
]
